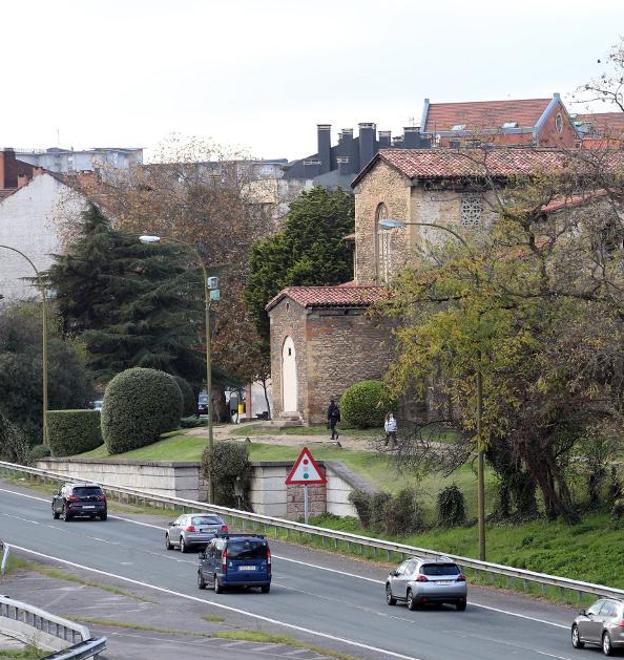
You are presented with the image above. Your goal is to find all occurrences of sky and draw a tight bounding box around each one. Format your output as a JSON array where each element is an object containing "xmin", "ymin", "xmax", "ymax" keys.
[{"xmin": 2, "ymin": 0, "xmax": 623, "ymax": 162}]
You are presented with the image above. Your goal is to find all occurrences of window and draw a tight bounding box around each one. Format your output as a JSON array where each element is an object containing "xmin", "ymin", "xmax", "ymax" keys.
[
  {"xmin": 451, "ymin": 124, "xmax": 466, "ymax": 131},
  {"xmin": 460, "ymin": 193, "xmax": 483, "ymax": 227},
  {"xmin": 586, "ymin": 600, "xmax": 604, "ymax": 616},
  {"xmin": 375, "ymin": 203, "xmax": 392, "ymax": 283},
  {"xmin": 227, "ymin": 539, "xmax": 268, "ymax": 559},
  {"xmin": 449, "ymin": 140, "xmax": 461, "ymax": 149},
  {"xmin": 421, "ymin": 563, "xmax": 460, "ymax": 576},
  {"xmin": 555, "ymin": 112, "xmax": 563, "ymax": 134},
  {"xmin": 502, "ymin": 121, "xmax": 518, "ymax": 129}
]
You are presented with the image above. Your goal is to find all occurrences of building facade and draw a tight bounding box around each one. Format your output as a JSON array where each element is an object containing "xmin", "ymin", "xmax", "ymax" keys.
[{"xmin": 16, "ymin": 147, "xmax": 143, "ymax": 173}]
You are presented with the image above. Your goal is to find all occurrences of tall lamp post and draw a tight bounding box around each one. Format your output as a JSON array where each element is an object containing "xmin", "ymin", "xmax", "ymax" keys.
[
  {"xmin": 0, "ymin": 244, "xmax": 49, "ymax": 447},
  {"xmin": 139, "ymin": 234, "xmax": 218, "ymax": 504},
  {"xmin": 379, "ymin": 218, "xmax": 486, "ymax": 561}
]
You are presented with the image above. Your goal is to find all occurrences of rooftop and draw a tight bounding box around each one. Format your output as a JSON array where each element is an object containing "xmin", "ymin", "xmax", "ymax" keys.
[{"xmin": 266, "ymin": 285, "xmax": 386, "ymax": 311}]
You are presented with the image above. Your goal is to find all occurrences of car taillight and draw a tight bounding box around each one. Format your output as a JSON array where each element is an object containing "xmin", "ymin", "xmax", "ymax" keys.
[
  {"xmin": 220, "ymin": 524, "xmax": 228, "ymax": 533},
  {"xmin": 66, "ymin": 495, "xmax": 77, "ymax": 502},
  {"xmin": 184, "ymin": 525, "xmax": 196, "ymax": 532},
  {"xmin": 97, "ymin": 494, "xmax": 106, "ymax": 501},
  {"xmin": 222, "ymin": 549, "xmax": 228, "ymax": 572},
  {"xmin": 456, "ymin": 574, "xmax": 466, "ymax": 582},
  {"xmin": 266, "ymin": 548, "xmax": 271, "ymax": 566},
  {"xmin": 415, "ymin": 574, "xmax": 429, "ymax": 582},
  {"xmin": 618, "ymin": 620, "xmax": 624, "ymax": 628}
]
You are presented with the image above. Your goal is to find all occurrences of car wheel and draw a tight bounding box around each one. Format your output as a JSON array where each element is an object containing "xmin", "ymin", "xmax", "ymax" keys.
[
  {"xmin": 99, "ymin": 512, "xmax": 107, "ymax": 521},
  {"xmin": 407, "ymin": 589, "xmax": 417, "ymax": 611},
  {"xmin": 180, "ymin": 537, "xmax": 188, "ymax": 553},
  {"xmin": 52, "ymin": 509, "xmax": 60, "ymax": 520},
  {"xmin": 165, "ymin": 534, "xmax": 173, "ymax": 551},
  {"xmin": 63, "ymin": 506, "xmax": 72, "ymax": 522},
  {"xmin": 571, "ymin": 625, "xmax": 584, "ymax": 649},
  {"xmin": 385, "ymin": 584, "xmax": 397, "ymax": 606},
  {"xmin": 214, "ymin": 575, "xmax": 224, "ymax": 594},
  {"xmin": 261, "ymin": 584, "xmax": 270, "ymax": 593},
  {"xmin": 603, "ymin": 632, "xmax": 614, "ymax": 656},
  {"xmin": 456, "ymin": 599, "xmax": 467, "ymax": 612},
  {"xmin": 198, "ymin": 571, "xmax": 206, "ymax": 590}
]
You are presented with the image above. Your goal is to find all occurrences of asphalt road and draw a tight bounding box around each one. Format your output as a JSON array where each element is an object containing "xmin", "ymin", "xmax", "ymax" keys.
[{"xmin": 0, "ymin": 483, "xmax": 587, "ymax": 660}]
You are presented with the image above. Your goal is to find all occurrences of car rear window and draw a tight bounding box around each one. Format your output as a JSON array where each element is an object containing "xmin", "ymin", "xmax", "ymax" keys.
[
  {"xmin": 421, "ymin": 563, "xmax": 460, "ymax": 576},
  {"xmin": 227, "ymin": 539, "xmax": 267, "ymax": 559},
  {"xmin": 72, "ymin": 487, "xmax": 103, "ymax": 497},
  {"xmin": 191, "ymin": 516, "xmax": 222, "ymax": 526}
]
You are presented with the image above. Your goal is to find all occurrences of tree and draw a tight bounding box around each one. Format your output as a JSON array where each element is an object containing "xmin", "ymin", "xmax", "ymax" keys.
[{"xmin": 245, "ymin": 186, "xmax": 355, "ymax": 341}]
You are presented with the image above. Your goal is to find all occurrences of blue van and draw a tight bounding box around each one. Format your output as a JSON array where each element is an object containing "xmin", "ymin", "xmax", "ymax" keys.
[{"xmin": 197, "ymin": 534, "xmax": 271, "ymax": 593}]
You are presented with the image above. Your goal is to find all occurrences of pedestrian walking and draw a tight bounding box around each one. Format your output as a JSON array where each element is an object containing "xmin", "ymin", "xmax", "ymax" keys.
[
  {"xmin": 384, "ymin": 412, "xmax": 398, "ymax": 449},
  {"xmin": 327, "ymin": 399, "xmax": 341, "ymax": 441}
]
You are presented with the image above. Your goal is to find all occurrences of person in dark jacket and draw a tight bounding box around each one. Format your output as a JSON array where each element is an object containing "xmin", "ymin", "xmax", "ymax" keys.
[{"xmin": 327, "ymin": 399, "xmax": 341, "ymax": 440}]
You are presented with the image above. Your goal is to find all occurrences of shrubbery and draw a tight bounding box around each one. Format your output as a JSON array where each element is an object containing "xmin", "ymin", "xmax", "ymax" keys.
[
  {"xmin": 101, "ymin": 367, "xmax": 183, "ymax": 454},
  {"xmin": 47, "ymin": 409, "xmax": 102, "ymax": 457},
  {"xmin": 0, "ymin": 411, "xmax": 28, "ymax": 464},
  {"xmin": 174, "ymin": 376, "xmax": 196, "ymax": 417},
  {"xmin": 340, "ymin": 379, "xmax": 396, "ymax": 428},
  {"xmin": 202, "ymin": 441, "xmax": 253, "ymax": 508},
  {"xmin": 349, "ymin": 488, "xmax": 424, "ymax": 536},
  {"xmin": 436, "ymin": 484, "xmax": 466, "ymax": 527},
  {"xmin": 28, "ymin": 444, "xmax": 51, "ymax": 463}
]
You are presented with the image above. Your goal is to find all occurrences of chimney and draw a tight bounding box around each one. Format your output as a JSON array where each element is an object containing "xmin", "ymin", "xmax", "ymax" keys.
[
  {"xmin": 317, "ymin": 124, "xmax": 331, "ymax": 174},
  {"xmin": 340, "ymin": 128, "xmax": 357, "ymax": 174},
  {"xmin": 0, "ymin": 148, "xmax": 18, "ymax": 189},
  {"xmin": 337, "ymin": 156, "xmax": 351, "ymax": 176},
  {"xmin": 392, "ymin": 135, "xmax": 404, "ymax": 148},
  {"xmin": 403, "ymin": 127, "xmax": 423, "ymax": 148},
  {"xmin": 358, "ymin": 123, "xmax": 376, "ymax": 169},
  {"xmin": 378, "ymin": 130, "xmax": 392, "ymax": 148}
]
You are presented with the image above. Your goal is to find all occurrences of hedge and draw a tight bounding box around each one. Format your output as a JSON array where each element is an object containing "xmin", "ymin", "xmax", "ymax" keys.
[
  {"xmin": 101, "ymin": 367, "xmax": 183, "ymax": 455},
  {"xmin": 340, "ymin": 379, "xmax": 396, "ymax": 428},
  {"xmin": 47, "ymin": 409, "xmax": 102, "ymax": 457},
  {"xmin": 202, "ymin": 441, "xmax": 253, "ymax": 508},
  {"xmin": 174, "ymin": 376, "xmax": 197, "ymax": 417}
]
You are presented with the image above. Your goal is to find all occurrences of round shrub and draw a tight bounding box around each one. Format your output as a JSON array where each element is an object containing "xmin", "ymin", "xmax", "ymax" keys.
[
  {"xmin": 201, "ymin": 441, "xmax": 253, "ymax": 508},
  {"xmin": 436, "ymin": 484, "xmax": 467, "ymax": 527},
  {"xmin": 102, "ymin": 367, "xmax": 183, "ymax": 454},
  {"xmin": 383, "ymin": 488, "xmax": 425, "ymax": 536},
  {"xmin": 47, "ymin": 409, "xmax": 102, "ymax": 457},
  {"xmin": 340, "ymin": 379, "xmax": 396, "ymax": 429},
  {"xmin": 28, "ymin": 444, "xmax": 51, "ymax": 463},
  {"xmin": 174, "ymin": 376, "xmax": 196, "ymax": 417}
]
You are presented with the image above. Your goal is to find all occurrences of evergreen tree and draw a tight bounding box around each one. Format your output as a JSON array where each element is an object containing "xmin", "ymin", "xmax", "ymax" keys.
[{"xmin": 46, "ymin": 204, "xmax": 204, "ymax": 384}]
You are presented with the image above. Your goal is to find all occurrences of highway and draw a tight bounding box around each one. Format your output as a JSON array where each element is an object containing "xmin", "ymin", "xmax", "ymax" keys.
[{"xmin": 0, "ymin": 482, "xmax": 585, "ymax": 660}]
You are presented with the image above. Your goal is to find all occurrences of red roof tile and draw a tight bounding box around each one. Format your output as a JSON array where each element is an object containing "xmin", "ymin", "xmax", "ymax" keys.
[
  {"xmin": 576, "ymin": 112, "xmax": 624, "ymax": 135},
  {"xmin": 266, "ymin": 285, "xmax": 386, "ymax": 311},
  {"xmin": 424, "ymin": 98, "xmax": 552, "ymax": 133}
]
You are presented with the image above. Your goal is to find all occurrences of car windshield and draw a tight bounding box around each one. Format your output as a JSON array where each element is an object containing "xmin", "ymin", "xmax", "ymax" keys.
[
  {"xmin": 72, "ymin": 487, "xmax": 102, "ymax": 497},
  {"xmin": 421, "ymin": 563, "xmax": 460, "ymax": 576},
  {"xmin": 191, "ymin": 516, "xmax": 222, "ymax": 526},
  {"xmin": 198, "ymin": 396, "xmax": 209, "ymax": 403},
  {"xmin": 227, "ymin": 539, "xmax": 267, "ymax": 559}
]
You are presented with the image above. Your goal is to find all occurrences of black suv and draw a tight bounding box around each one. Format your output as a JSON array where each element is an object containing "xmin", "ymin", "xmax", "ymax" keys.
[{"xmin": 52, "ymin": 483, "xmax": 107, "ymax": 522}]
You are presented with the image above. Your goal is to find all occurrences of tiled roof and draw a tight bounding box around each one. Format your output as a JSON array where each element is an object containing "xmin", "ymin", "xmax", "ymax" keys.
[
  {"xmin": 424, "ymin": 98, "xmax": 552, "ymax": 133},
  {"xmin": 542, "ymin": 189, "xmax": 608, "ymax": 213},
  {"xmin": 576, "ymin": 112, "xmax": 624, "ymax": 135},
  {"xmin": 375, "ymin": 148, "xmax": 571, "ymax": 180},
  {"xmin": 266, "ymin": 285, "xmax": 386, "ymax": 311}
]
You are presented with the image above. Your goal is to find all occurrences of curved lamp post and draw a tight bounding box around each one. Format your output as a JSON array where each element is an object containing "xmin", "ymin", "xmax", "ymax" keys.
[
  {"xmin": 139, "ymin": 234, "xmax": 215, "ymax": 504},
  {"xmin": 379, "ymin": 218, "xmax": 486, "ymax": 561},
  {"xmin": 0, "ymin": 244, "xmax": 49, "ymax": 447}
]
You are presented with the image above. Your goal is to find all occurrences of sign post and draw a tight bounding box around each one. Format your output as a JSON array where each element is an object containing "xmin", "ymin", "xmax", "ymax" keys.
[{"xmin": 285, "ymin": 446, "xmax": 327, "ymax": 525}]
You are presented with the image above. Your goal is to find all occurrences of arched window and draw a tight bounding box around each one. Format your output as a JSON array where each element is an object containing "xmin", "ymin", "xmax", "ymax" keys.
[{"xmin": 375, "ymin": 203, "xmax": 392, "ymax": 283}]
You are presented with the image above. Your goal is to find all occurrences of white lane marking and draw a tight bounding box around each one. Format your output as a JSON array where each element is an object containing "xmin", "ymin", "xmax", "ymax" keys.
[
  {"xmin": 10, "ymin": 543, "xmax": 421, "ymax": 660},
  {"xmin": 0, "ymin": 485, "xmax": 574, "ymax": 631}
]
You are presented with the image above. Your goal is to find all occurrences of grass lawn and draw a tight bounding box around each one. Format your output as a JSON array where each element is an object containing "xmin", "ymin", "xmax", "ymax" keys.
[
  {"xmin": 79, "ymin": 431, "xmax": 208, "ymax": 461},
  {"xmin": 230, "ymin": 424, "xmax": 381, "ymax": 439}
]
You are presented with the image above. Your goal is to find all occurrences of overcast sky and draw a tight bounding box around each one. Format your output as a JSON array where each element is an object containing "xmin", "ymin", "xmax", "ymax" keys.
[{"xmin": 3, "ymin": 0, "xmax": 622, "ymax": 161}]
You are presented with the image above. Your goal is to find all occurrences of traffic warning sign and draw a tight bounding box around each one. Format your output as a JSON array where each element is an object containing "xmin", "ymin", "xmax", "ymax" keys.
[{"xmin": 285, "ymin": 446, "xmax": 327, "ymax": 485}]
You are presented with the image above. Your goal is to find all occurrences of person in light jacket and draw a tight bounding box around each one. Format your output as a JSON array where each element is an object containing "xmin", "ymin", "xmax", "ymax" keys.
[{"xmin": 384, "ymin": 412, "xmax": 397, "ymax": 449}]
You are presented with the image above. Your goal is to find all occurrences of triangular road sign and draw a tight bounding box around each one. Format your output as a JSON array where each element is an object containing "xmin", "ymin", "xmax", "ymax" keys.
[{"xmin": 285, "ymin": 446, "xmax": 327, "ymax": 485}]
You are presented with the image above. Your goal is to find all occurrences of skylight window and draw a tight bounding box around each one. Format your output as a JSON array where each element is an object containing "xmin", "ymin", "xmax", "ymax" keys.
[
  {"xmin": 502, "ymin": 121, "xmax": 518, "ymax": 129},
  {"xmin": 451, "ymin": 124, "xmax": 466, "ymax": 131}
]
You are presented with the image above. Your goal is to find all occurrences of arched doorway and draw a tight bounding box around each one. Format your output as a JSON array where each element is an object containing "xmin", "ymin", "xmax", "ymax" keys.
[{"xmin": 282, "ymin": 336, "xmax": 298, "ymax": 413}]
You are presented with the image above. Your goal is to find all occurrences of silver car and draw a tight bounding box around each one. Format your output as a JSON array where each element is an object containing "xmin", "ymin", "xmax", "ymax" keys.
[
  {"xmin": 165, "ymin": 513, "xmax": 227, "ymax": 553},
  {"xmin": 385, "ymin": 557, "xmax": 467, "ymax": 611},
  {"xmin": 571, "ymin": 598, "xmax": 624, "ymax": 655}
]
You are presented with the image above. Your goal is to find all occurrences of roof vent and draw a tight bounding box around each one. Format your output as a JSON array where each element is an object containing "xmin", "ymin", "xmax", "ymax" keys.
[
  {"xmin": 502, "ymin": 121, "xmax": 518, "ymax": 129},
  {"xmin": 451, "ymin": 124, "xmax": 466, "ymax": 131}
]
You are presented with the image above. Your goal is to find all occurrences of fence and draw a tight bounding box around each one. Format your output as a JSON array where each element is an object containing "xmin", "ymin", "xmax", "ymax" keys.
[{"xmin": 1, "ymin": 459, "xmax": 623, "ymax": 603}]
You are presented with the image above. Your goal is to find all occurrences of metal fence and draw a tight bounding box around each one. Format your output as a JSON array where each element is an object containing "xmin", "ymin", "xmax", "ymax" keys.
[{"xmin": 1, "ymin": 459, "xmax": 623, "ymax": 603}]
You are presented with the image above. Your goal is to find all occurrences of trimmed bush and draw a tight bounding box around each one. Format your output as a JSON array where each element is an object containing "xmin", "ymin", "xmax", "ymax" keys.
[
  {"xmin": 436, "ymin": 484, "xmax": 467, "ymax": 527},
  {"xmin": 202, "ymin": 441, "xmax": 253, "ymax": 508},
  {"xmin": 0, "ymin": 411, "xmax": 28, "ymax": 464},
  {"xmin": 384, "ymin": 488, "xmax": 425, "ymax": 536},
  {"xmin": 28, "ymin": 444, "xmax": 51, "ymax": 463},
  {"xmin": 349, "ymin": 489, "xmax": 373, "ymax": 528},
  {"xmin": 47, "ymin": 409, "xmax": 102, "ymax": 457},
  {"xmin": 102, "ymin": 367, "xmax": 183, "ymax": 454},
  {"xmin": 174, "ymin": 376, "xmax": 196, "ymax": 417},
  {"xmin": 340, "ymin": 379, "xmax": 396, "ymax": 429}
]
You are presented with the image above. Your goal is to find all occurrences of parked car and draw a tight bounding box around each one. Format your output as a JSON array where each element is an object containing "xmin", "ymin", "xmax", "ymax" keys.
[
  {"xmin": 165, "ymin": 513, "xmax": 228, "ymax": 552},
  {"xmin": 52, "ymin": 483, "xmax": 107, "ymax": 521},
  {"xmin": 197, "ymin": 533, "xmax": 271, "ymax": 593},
  {"xmin": 197, "ymin": 395, "xmax": 209, "ymax": 416},
  {"xmin": 385, "ymin": 557, "xmax": 467, "ymax": 610},
  {"xmin": 571, "ymin": 598, "xmax": 624, "ymax": 655},
  {"xmin": 92, "ymin": 400, "xmax": 103, "ymax": 411}
]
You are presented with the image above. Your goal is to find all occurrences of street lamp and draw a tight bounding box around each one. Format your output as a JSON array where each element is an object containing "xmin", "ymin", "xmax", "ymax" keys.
[
  {"xmin": 0, "ymin": 244, "xmax": 49, "ymax": 447},
  {"xmin": 139, "ymin": 234, "xmax": 217, "ymax": 504},
  {"xmin": 380, "ymin": 218, "xmax": 486, "ymax": 561}
]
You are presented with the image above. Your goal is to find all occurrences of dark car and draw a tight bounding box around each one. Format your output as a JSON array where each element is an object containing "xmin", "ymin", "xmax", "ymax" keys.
[
  {"xmin": 197, "ymin": 533, "xmax": 271, "ymax": 593},
  {"xmin": 571, "ymin": 598, "xmax": 624, "ymax": 655},
  {"xmin": 165, "ymin": 513, "xmax": 228, "ymax": 552},
  {"xmin": 52, "ymin": 483, "xmax": 107, "ymax": 522},
  {"xmin": 197, "ymin": 395, "xmax": 209, "ymax": 416}
]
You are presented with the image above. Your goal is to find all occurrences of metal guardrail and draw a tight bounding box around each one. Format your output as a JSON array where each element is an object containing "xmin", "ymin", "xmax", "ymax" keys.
[
  {"xmin": 1, "ymin": 459, "xmax": 623, "ymax": 602},
  {"xmin": 42, "ymin": 637, "xmax": 107, "ymax": 659}
]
